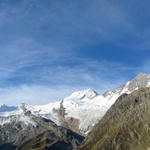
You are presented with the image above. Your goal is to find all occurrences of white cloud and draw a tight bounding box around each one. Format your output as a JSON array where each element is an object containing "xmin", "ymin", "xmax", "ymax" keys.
[
  {"xmin": 0, "ymin": 59, "xmax": 132, "ymax": 106},
  {"xmin": 0, "ymin": 85, "xmax": 78, "ymax": 106},
  {"xmin": 0, "ymin": 0, "xmax": 149, "ymax": 106}
]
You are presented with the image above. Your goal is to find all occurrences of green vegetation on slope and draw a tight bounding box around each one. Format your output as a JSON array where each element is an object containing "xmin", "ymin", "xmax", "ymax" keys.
[{"xmin": 77, "ymin": 88, "xmax": 150, "ymax": 150}]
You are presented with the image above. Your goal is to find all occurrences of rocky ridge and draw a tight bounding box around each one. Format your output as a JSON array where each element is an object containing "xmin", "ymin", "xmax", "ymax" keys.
[
  {"xmin": 1, "ymin": 73, "xmax": 150, "ymax": 136},
  {"xmin": 77, "ymin": 87, "xmax": 150, "ymax": 150},
  {"xmin": 0, "ymin": 111, "xmax": 84, "ymax": 150}
]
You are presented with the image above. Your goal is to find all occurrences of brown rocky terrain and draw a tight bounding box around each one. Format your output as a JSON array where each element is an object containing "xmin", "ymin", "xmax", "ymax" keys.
[
  {"xmin": 77, "ymin": 88, "xmax": 150, "ymax": 150},
  {"xmin": 0, "ymin": 113, "xmax": 84, "ymax": 150},
  {"xmin": 18, "ymin": 127, "xmax": 84, "ymax": 150}
]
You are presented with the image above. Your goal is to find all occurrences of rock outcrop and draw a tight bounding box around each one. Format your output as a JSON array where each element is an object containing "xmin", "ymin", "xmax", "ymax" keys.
[{"xmin": 0, "ymin": 113, "xmax": 84, "ymax": 150}]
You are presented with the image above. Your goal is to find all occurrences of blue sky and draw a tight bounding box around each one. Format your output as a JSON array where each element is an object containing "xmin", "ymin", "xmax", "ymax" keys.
[{"xmin": 0, "ymin": 0, "xmax": 150, "ymax": 105}]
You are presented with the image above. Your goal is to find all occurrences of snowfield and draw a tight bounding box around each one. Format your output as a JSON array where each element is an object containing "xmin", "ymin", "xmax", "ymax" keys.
[{"xmin": 0, "ymin": 73, "xmax": 150, "ymax": 134}]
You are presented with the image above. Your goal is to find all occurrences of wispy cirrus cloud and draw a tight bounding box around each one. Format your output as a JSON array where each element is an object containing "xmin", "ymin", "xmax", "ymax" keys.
[
  {"xmin": 0, "ymin": 0, "xmax": 135, "ymax": 45},
  {"xmin": 0, "ymin": 0, "xmax": 150, "ymax": 105},
  {"xmin": 0, "ymin": 85, "xmax": 78, "ymax": 105}
]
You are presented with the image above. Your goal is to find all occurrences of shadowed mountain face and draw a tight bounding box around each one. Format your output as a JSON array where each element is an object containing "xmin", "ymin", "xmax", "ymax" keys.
[
  {"xmin": 77, "ymin": 88, "xmax": 150, "ymax": 150},
  {"xmin": 2, "ymin": 73, "xmax": 150, "ymax": 137},
  {"xmin": 0, "ymin": 114, "xmax": 84, "ymax": 150},
  {"xmin": 2, "ymin": 73, "xmax": 150, "ymax": 150},
  {"xmin": 18, "ymin": 129, "xmax": 84, "ymax": 150},
  {"xmin": 0, "ymin": 143, "xmax": 16, "ymax": 150}
]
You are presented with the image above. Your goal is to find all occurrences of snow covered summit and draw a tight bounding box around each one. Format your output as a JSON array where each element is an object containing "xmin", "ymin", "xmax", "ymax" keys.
[
  {"xmin": 1, "ymin": 73, "xmax": 150, "ymax": 135},
  {"xmin": 66, "ymin": 89, "xmax": 98, "ymax": 100}
]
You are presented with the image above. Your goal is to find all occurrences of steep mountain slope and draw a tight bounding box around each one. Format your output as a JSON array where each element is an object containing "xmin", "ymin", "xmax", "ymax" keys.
[
  {"xmin": 77, "ymin": 88, "xmax": 150, "ymax": 150},
  {"xmin": 0, "ymin": 109, "xmax": 84, "ymax": 150},
  {"xmin": 61, "ymin": 73, "xmax": 150, "ymax": 134},
  {"xmin": 18, "ymin": 127, "xmax": 84, "ymax": 150},
  {"xmin": 103, "ymin": 72, "xmax": 150, "ymax": 98},
  {"xmin": 1, "ymin": 73, "xmax": 150, "ymax": 135}
]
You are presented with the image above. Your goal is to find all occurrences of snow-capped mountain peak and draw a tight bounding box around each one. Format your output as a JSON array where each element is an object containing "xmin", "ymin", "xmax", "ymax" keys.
[
  {"xmin": 136, "ymin": 72, "xmax": 150, "ymax": 78},
  {"xmin": 18, "ymin": 103, "xmax": 33, "ymax": 113},
  {"xmin": 65, "ymin": 89, "xmax": 98, "ymax": 100},
  {"xmin": 1, "ymin": 73, "xmax": 150, "ymax": 135},
  {"xmin": 128, "ymin": 73, "xmax": 150, "ymax": 88},
  {"xmin": 0, "ymin": 104, "xmax": 37, "ymax": 127}
]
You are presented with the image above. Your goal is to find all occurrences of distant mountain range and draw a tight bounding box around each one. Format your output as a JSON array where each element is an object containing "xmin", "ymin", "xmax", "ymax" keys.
[
  {"xmin": 0, "ymin": 104, "xmax": 17, "ymax": 112},
  {"xmin": 1, "ymin": 73, "xmax": 150, "ymax": 149}
]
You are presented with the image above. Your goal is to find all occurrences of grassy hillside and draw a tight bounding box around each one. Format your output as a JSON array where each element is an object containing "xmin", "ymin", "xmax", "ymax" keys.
[{"xmin": 77, "ymin": 88, "xmax": 150, "ymax": 150}]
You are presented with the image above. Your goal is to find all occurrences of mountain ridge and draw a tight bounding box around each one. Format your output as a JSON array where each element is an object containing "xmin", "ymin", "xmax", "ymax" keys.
[
  {"xmin": 1, "ymin": 72, "xmax": 150, "ymax": 135},
  {"xmin": 77, "ymin": 87, "xmax": 150, "ymax": 150},
  {"xmin": 0, "ymin": 112, "xmax": 84, "ymax": 150}
]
